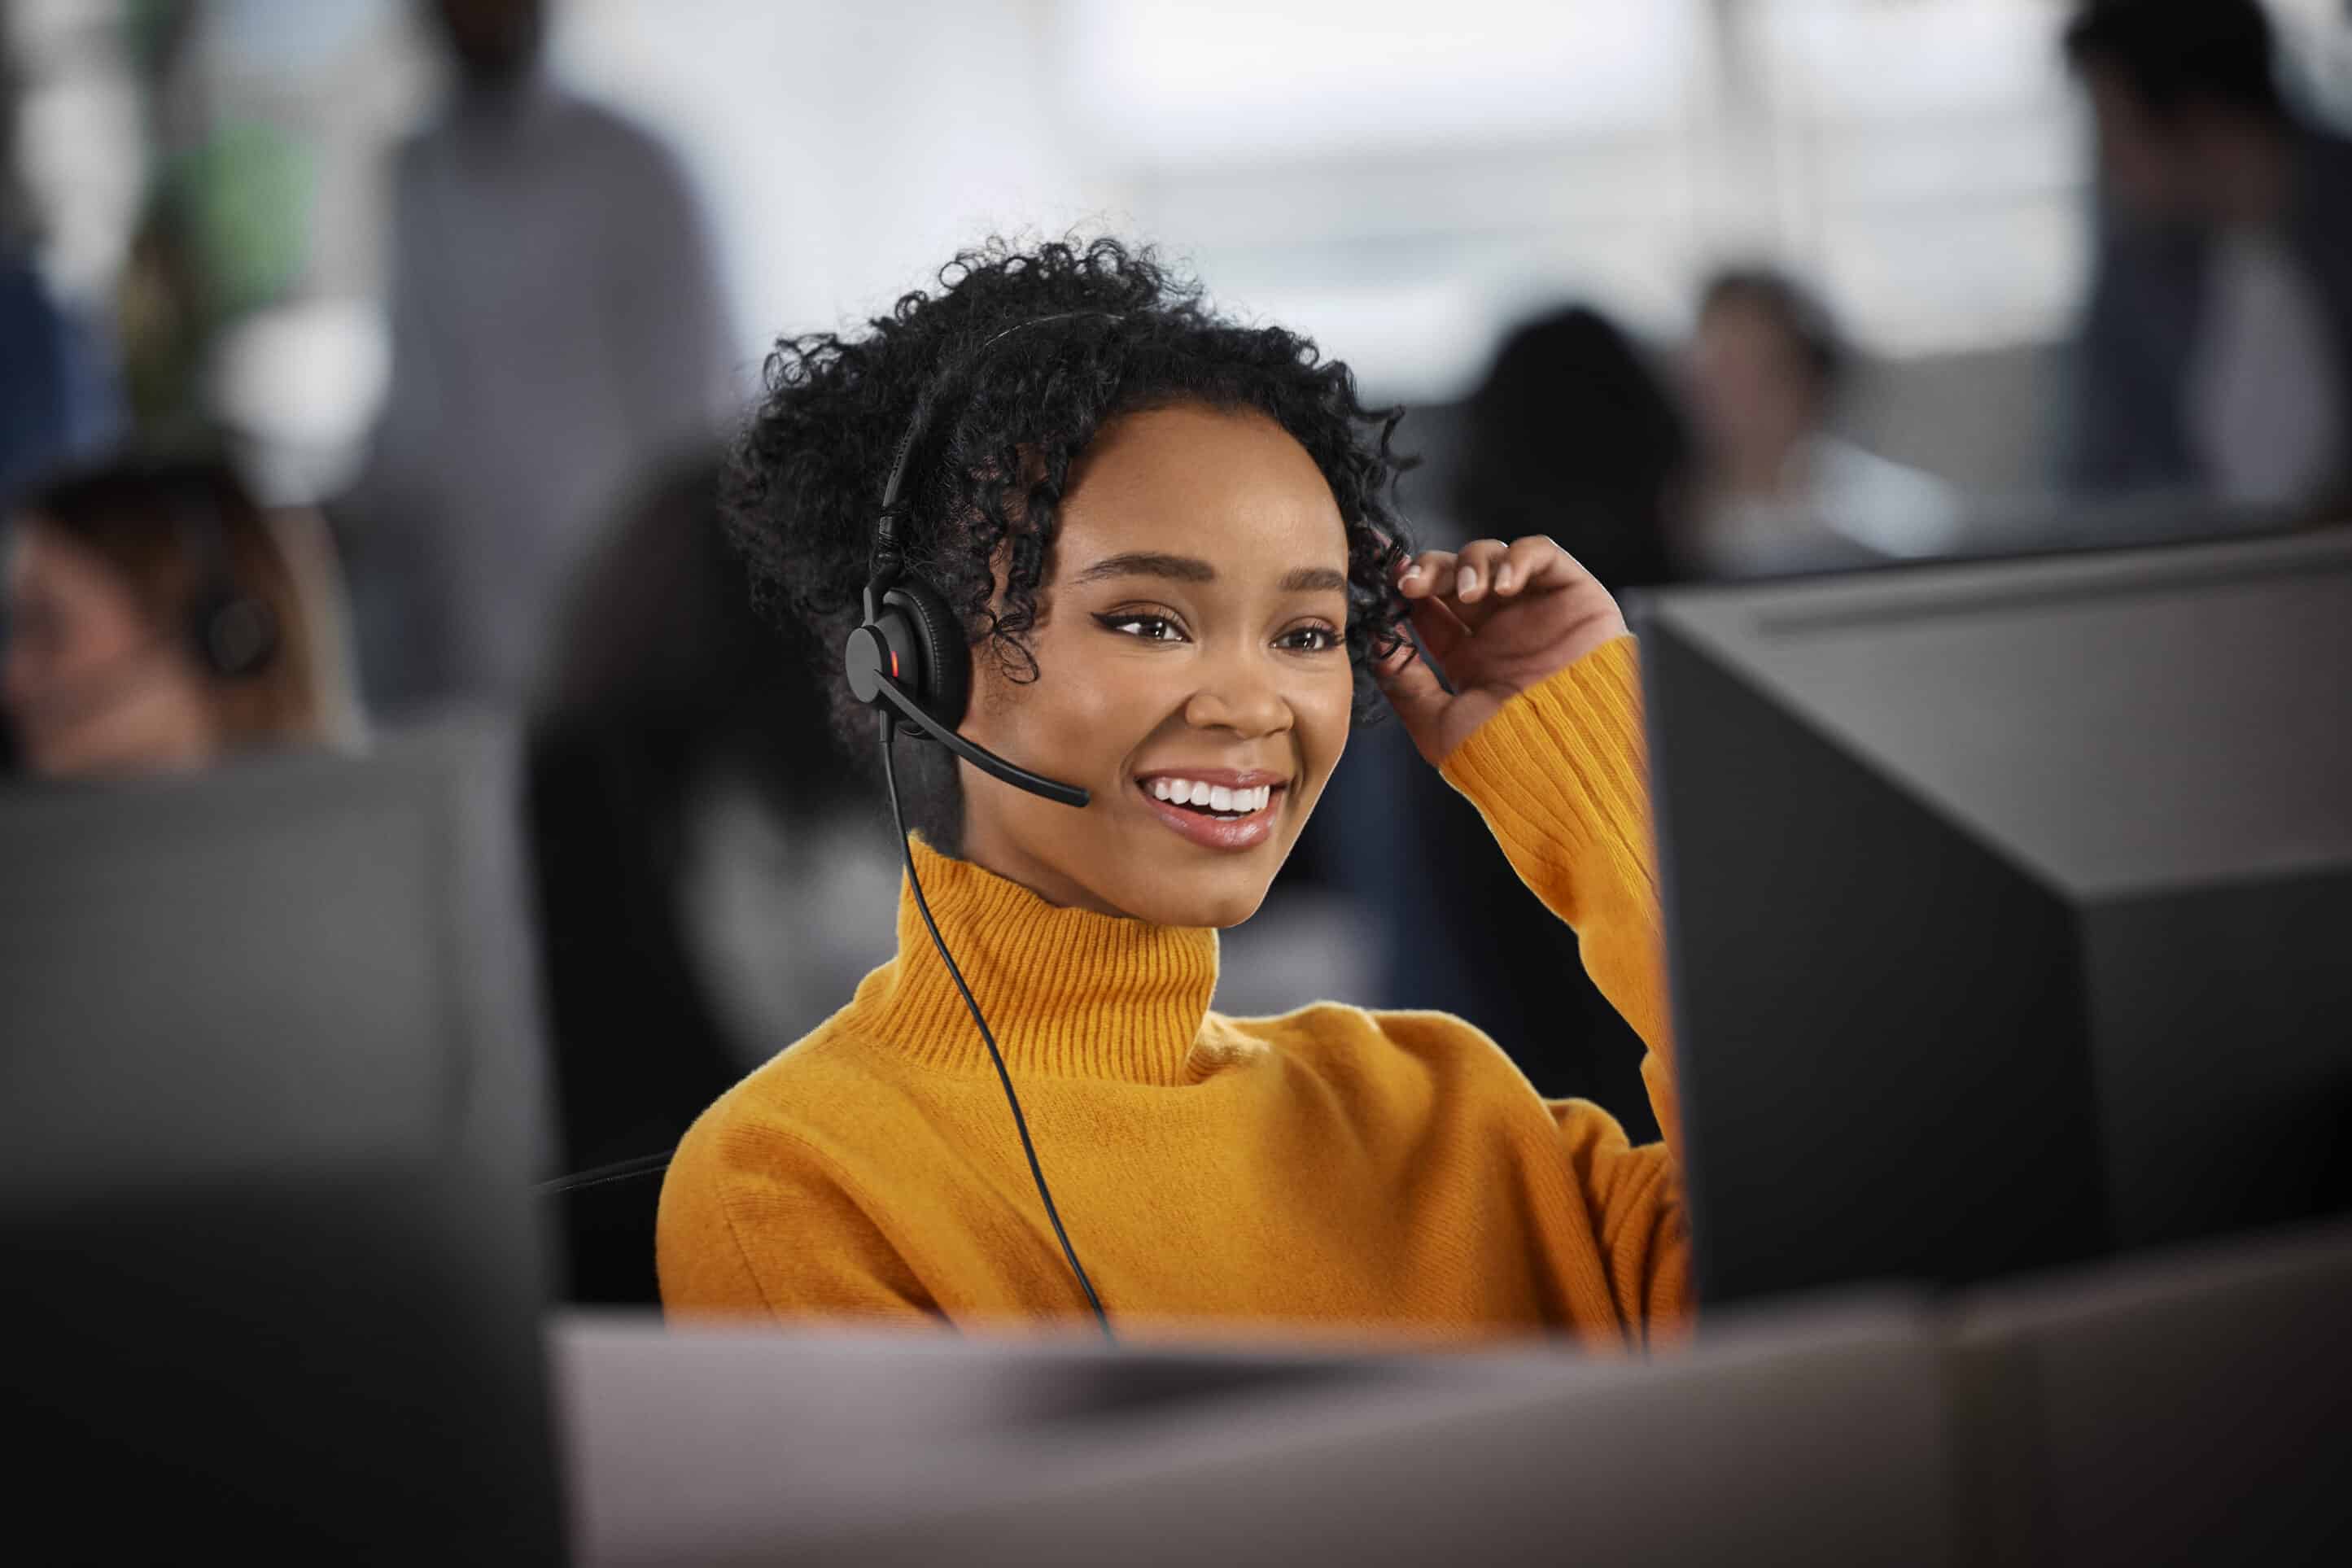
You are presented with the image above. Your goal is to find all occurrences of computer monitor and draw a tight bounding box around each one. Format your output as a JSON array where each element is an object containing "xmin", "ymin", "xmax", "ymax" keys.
[
  {"xmin": 1633, "ymin": 526, "xmax": 2352, "ymax": 1307},
  {"xmin": 0, "ymin": 720, "xmax": 566, "ymax": 1564}
]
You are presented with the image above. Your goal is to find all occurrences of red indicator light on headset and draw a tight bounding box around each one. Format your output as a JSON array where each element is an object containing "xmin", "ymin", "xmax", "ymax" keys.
[{"xmin": 890, "ymin": 649, "xmax": 900, "ymax": 679}]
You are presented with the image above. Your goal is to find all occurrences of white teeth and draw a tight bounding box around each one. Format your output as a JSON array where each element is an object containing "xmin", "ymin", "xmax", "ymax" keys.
[{"xmin": 1145, "ymin": 779, "xmax": 1278, "ymax": 813}]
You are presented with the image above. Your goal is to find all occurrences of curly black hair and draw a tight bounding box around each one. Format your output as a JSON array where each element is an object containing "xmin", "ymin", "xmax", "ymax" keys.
[{"xmin": 723, "ymin": 237, "xmax": 1416, "ymax": 832}]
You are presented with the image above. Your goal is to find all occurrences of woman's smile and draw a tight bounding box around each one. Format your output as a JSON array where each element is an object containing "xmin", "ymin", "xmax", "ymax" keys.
[{"xmin": 1132, "ymin": 767, "xmax": 1291, "ymax": 852}]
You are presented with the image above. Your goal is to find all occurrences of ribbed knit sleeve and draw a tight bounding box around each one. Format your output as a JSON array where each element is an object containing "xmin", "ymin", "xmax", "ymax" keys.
[
  {"xmin": 1439, "ymin": 635, "xmax": 1689, "ymax": 1330},
  {"xmin": 659, "ymin": 1116, "xmax": 939, "ymax": 1325}
]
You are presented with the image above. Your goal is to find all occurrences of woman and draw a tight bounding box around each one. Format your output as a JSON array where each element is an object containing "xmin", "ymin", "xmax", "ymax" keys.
[
  {"xmin": 1684, "ymin": 266, "xmax": 1962, "ymax": 575},
  {"xmin": 658, "ymin": 239, "xmax": 1681, "ymax": 1344},
  {"xmin": 2, "ymin": 455, "xmax": 361, "ymax": 779}
]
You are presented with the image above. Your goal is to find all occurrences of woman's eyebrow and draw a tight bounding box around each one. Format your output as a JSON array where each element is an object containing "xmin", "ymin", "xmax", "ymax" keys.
[
  {"xmin": 1069, "ymin": 551, "xmax": 1216, "ymax": 586},
  {"xmin": 1280, "ymin": 566, "xmax": 1348, "ymax": 594},
  {"xmin": 1066, "ymin": 553, "xmax": 1348, "ymax": 595}
]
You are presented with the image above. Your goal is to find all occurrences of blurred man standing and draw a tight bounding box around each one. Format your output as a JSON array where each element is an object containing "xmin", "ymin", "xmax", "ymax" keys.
[
  {"xmin": 2066, "ymin": 0, "xmax": 2352, "ymax": 512},
  {"xmin": 1, "ymin": 31, "xmax": 119, "ymax": 507},
  {"xmin": 351, "ymin": 0, "xmax": 736, "ymax": 710}
]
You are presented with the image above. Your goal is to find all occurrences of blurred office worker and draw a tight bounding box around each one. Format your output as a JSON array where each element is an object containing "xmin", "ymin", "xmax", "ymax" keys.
[
  {"xmin": 1685, "ymin": 267, "xmax": 1961, "ymax": 577},
  {"xmin": 2, "ymin": 456, "xmax": 358, "ymax": 780},
  {"xmin": 2066, "ymin": 0, "xmax": 2352, "ymax": 510},
  {"xmin": 529, "ymin": 456, "xmax": 888, "ymax": 1252},
  {"xmin": 350, "ymin": 0, "xmax": 737, "ymax": 710},
  {"xmin": 0, "ymin": 33, "xmax": 118, "ymax": 504},
  {"xmin": 1450, "ymin": 304, "xmax": 1694, "ymax": 595}
]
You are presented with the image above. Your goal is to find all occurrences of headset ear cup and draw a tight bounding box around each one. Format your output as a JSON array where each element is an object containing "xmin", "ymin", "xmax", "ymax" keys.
[
  {"xmin": 188, "ymin": 587, "xmax": 280, "ymax": 679},
  {"xmin": 883, "ymin": 579, "xmax": 970, "ymax": 728}
]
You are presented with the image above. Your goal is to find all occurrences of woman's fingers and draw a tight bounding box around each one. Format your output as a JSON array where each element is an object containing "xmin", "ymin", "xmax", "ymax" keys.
[
  {"xmin": 1399, "ymin": 539, "xmax": 1552, "ymax": 629},
  {"xmin": 1493, "ymin": 535, "xmax": 1576, "ymax": 595},
  {"xmin": 1451, "ymin": 539, "xmax": 1513, "ymax": 605},
  {"xmin": 1394, "ymin": 550, "xmax": 1471, "ymax": 661},
  {"xmin": 1372, "ymin": 632, "xmax": 1449, "ymax": 760},
  {"xmin": 1397, "ymin": 548, "xmax": 1454, "ymax": 598},
  {"xmin": 1401, "ymin": 539, "xmax": 1577, "ymax": 596}
]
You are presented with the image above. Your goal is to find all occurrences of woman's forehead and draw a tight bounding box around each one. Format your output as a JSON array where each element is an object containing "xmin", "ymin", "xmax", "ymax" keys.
[{"xmin": 1056, "ymin": 405, "xmax": 1348, "ymax": 578}]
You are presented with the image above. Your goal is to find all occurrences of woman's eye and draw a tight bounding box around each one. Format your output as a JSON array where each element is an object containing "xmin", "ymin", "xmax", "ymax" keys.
[
  {"xmin": 1277, "ymin": 624, "xmax": 1340, "ymax": 653},
  {"xmin": 1097, "ymin": 613, "xmax": 1187, "ymax": 643}
]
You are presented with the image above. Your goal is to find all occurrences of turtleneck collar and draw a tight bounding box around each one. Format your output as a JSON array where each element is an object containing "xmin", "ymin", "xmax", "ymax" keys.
[{"xmin": 849, "ymin": 836, "xmax": 1221, "ymax": 1085}]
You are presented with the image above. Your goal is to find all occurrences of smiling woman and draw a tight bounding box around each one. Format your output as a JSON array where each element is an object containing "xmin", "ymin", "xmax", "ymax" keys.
[
  {"xmin": 954, "ymin": 403, "xmax": 1359, "ymax": 928},
  {"xmin": 659, "ymin": 237, "xmax": 1685, "ymax": 1345}
]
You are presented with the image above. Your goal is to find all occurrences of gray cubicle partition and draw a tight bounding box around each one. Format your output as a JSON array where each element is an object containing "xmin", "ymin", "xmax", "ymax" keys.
[{"xmin": 1, "ymin": 720, "xmax": 567, "ymax": 1564}]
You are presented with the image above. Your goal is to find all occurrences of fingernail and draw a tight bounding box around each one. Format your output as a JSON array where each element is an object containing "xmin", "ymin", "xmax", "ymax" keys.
[
  {"xmin": 1493, "ymin": 566, "xmax": 1514, "ymax": 590},
  {"xmin": 1459, "ymin": 568, "xmax": 1479, "ymax": 592}
]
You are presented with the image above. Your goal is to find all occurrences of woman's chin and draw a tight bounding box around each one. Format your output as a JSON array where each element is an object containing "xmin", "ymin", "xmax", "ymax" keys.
[{"xmin": 1095, "ymin": 862, "xmax": 1278, "ymax": 930}]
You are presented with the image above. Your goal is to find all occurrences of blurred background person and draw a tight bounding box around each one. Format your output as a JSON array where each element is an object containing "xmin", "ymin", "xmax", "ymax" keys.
[
  {"xmin": 527, "ymin": 451, "xmax": 891, "ymax": 1299},
  {"xmin": 1684, "ymin": 266, "xmax": 1963, "ymax": 579},
  {"xmin": 1449, "ymin": 303, "xmax": 1694, "ymax": 594},
  {"xmin": 2, "ymin": 454, "xmax": 361, "ymax": 780},
  {"xmin": 0, "ymin": 23, "xmax": 120, "ymax": 504},
  {"xmin": 344, "ymin": 0, "xmax": 737, "ymax": 714},
  {"xmin": 2065, "ymin": 0, "xmax": 2352, "ymax": 513}
]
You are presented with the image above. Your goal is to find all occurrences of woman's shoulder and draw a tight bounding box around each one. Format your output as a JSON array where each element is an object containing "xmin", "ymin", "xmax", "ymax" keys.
[
  {"xmin": 658, "ymin": 1020, "xmax": 934, "ymax": 1268},
  {"xmin": 1214, "ymin": 1001, "xmax": 1543, "ymax": 1103},
  {"xmin": 675, "ymin": 1007, "xmax": 896, "ymax": 1161}
]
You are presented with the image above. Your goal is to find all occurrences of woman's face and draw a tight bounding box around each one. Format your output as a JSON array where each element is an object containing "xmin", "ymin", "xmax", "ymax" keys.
[
  {"xmin": 957, "ymin": 404, "xmax": 1356, "ymax": 928},
  {"xmin": 1689, "ymin": 299, "xmax": 1817, "ymax": 466},
  {"xmin": 1, "ymin": 516, "xmax": 217, "ymax": 777}
]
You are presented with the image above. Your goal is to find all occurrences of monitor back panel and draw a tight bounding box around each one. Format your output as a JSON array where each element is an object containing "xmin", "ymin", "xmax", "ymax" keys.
[{"xmin": 0, "ymin": 723, "xmax": 566, "ymax": 1564}]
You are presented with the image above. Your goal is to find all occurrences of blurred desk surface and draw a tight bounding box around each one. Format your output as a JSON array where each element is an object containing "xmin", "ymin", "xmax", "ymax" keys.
[{"xmin": 550, "ymin": 1221, "xmax": 2350, "ymax": 1567}]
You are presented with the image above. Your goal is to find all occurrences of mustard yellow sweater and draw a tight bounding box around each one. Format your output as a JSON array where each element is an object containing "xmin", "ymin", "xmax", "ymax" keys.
[{"xmin": 658, "ymin": 636, "xmax": 1684, "ymax": 1343}]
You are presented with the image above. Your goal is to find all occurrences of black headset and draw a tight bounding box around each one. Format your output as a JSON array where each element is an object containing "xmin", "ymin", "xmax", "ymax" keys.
[
  {"xmin": 841, "ymin": 311, "xmax": 1116, "ymax": 807},
  {"xmin": 177, "ymin": 478, "xmax": 280, "ymax": 682},
  {"xmin": 4, "ymin": 472, "xmax": 279, "ymax": 745}
]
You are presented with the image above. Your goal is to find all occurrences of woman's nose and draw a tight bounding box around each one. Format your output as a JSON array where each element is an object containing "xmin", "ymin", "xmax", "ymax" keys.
[{"xmin": 1181, "ymin": 649, "xmax": 1291, "ymax": 736}]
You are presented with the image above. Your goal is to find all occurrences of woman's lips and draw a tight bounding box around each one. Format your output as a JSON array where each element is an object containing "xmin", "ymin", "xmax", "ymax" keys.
[{"xmin": 1134, "ymin": 777, "xmax": 1285, "ymax": 851}]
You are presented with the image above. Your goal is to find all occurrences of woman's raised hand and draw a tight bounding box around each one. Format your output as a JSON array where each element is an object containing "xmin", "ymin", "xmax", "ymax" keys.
[{"xmin": 1375, "ymin": 535, "xmax": 1628, "ymax": 767}]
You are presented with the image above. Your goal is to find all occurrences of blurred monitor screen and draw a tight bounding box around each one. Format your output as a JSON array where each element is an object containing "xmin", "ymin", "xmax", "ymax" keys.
[
  {"xmin": 1635, "ymin": 526, "xmax": 2352, "ymax": 1306},
  {"xmin": 0, "ymin": 721, "xmax": 566, "ymax": 1565}
]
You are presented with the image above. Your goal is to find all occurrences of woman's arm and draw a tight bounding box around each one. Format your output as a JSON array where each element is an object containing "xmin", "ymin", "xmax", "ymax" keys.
[
  {"xmin": 1437, "ymin": 635, "xmax": 1676, "ymax": 1147},
  {"xmin": 1376, "ymin": 541, "xmax": 1688, "ymax": 1331},
  {"xmin": 1440, "ymin": 638, "xmax": 1687, "ymax": 1332},
  {"xmin": 658, "ymin": 1120, "xmax": 938, "ymax": 1323}
]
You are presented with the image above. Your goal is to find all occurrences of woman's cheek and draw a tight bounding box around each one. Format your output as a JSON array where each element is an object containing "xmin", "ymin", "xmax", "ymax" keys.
[
  {"xmin": 1041, "ymin": 653, "xmax": 1159, "ymax": 762},
  {"xmin": 1292, "ymin": 673, "xmax": 1353, "ymax": 797}
]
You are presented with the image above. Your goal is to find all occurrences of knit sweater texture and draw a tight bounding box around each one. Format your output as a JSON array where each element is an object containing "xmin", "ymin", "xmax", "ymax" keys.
[{"xmin": 657, "ymin": 635, "xmax": 1685, "ymax": 1343}]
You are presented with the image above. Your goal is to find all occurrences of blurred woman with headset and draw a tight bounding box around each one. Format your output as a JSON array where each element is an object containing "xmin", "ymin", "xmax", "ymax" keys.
[{"xmin": 2, "ymin": 455, "xmax": 363, "ymax": 779}]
